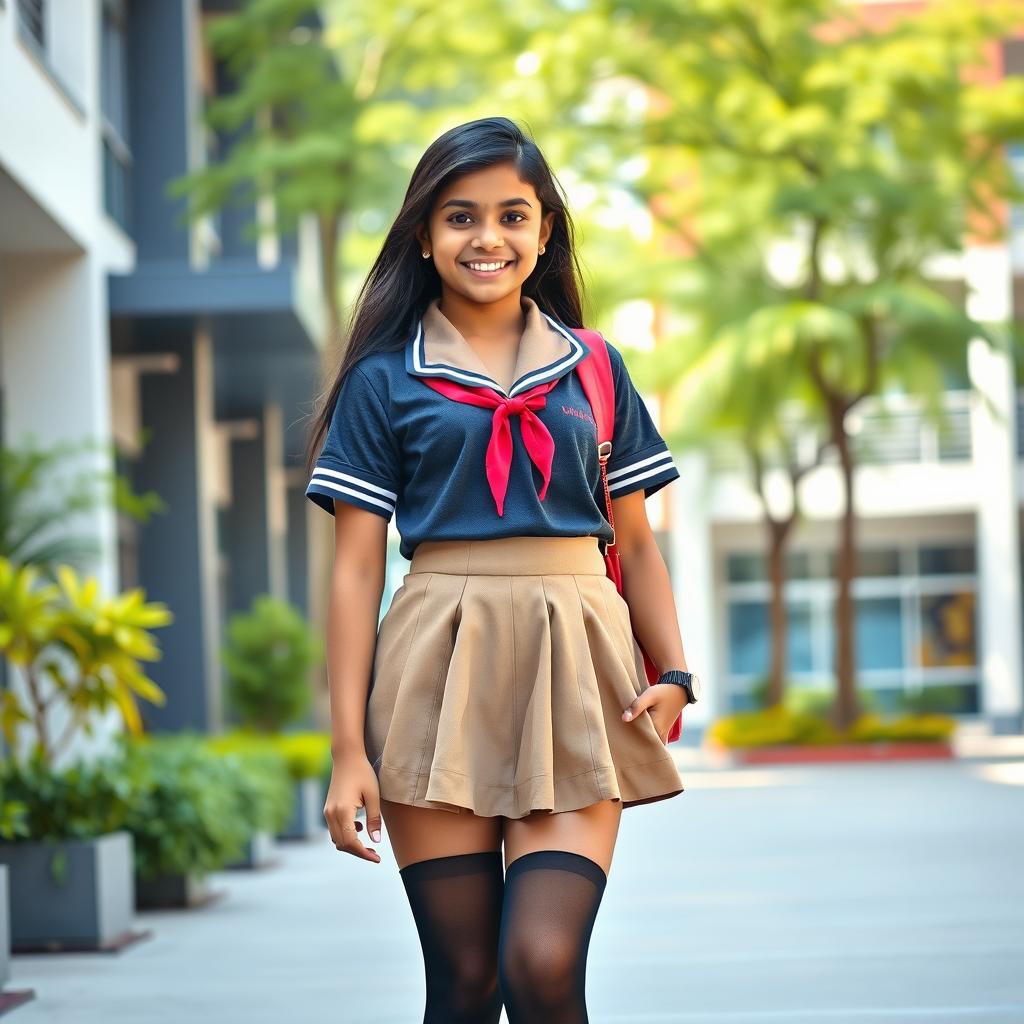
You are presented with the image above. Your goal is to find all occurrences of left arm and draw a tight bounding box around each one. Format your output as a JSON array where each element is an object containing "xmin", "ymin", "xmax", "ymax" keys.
[{"xmin": 612, "ymin": 489, "xmax": 690, "ymax": 741}]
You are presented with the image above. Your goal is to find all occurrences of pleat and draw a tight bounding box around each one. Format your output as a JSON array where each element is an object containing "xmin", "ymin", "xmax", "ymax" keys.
[{"xmin": 365, "ymin": 551, "xmax": 685, "ymax": 818}]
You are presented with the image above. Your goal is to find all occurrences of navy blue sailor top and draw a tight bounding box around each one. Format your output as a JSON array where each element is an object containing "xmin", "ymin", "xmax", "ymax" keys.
[{"xmin": 305, "ymin": 295, "xmax": 680, "ymax": 562}]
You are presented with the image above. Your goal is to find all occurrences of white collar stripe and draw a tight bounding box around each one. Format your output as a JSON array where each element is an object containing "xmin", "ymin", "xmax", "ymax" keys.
[
  {"xmin": 508, "ymin": 315, "xmax": 585, "ymax": 395},
  {"xmin": 413, "ymin": 316, "xmax": 586, "ymax": 398},
  {"xmin": 412, "ymin": 322, "xmax": 502, "ymax": 391}
]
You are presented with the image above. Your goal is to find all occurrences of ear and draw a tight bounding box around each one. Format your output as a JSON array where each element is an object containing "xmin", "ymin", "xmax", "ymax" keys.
[
  {"xmin": 415, "ymin": 224, "xmax": 430, "ymax": 252},
  {"xmin": 539, "ymin": 211, "xmax": 556, "ymax": 250}
]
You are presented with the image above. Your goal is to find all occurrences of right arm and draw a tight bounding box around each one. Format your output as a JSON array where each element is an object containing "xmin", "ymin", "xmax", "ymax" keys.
[{"xmin": 322, "ymin": 499, "xmax": 389, "ymax": 864}]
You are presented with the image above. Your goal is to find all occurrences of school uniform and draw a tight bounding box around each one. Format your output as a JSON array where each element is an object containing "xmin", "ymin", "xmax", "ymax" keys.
[{"xmin": 306, "ymin": 295, "xmax": 685, "ymax": 818}]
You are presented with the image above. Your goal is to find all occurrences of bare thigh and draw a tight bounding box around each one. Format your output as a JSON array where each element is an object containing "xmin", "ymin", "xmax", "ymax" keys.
[
  {"xmin": 381, "ymin": 798, "xmax": 503, "ymax": 870},
  {"xmin": 502, "ymin": 798, "xmax": 623, "ymax": 875}
]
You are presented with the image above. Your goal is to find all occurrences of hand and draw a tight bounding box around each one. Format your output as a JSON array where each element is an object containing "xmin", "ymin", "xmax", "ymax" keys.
[
  {"xmin": 323, "ymin": 754, "xmax": 384, "ymax": 864},
  {"xmin": 622, "ymin": 683, "xmax": 687, "ymax": 744}
]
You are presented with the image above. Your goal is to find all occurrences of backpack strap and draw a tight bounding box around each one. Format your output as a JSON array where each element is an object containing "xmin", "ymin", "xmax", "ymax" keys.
[{"xmin": 571, "ymin": 328, "xmax": 618, "ymax": 551}]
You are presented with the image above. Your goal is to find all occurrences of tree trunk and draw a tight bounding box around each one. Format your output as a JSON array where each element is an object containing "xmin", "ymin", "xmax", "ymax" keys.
[
  {"xmin": 831, "ymin": 404, "xmax": 860, "ymax": 730},
  {"xmin": 318, "ymin": 211, "xmax": 343, "ymax": 350},
  {"xmin": 766, "ymin": 519, "xmax": 789, "ymax": 708}
]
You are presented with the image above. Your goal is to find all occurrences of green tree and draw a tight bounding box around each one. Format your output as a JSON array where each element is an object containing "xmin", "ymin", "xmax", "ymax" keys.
[
  {"xmin": 618, "ymin": 0, "xmax": 1024, "ymax": 726},
  {"xmin": 221, "ymin": 595, "xmax": 323, "ymax": 733}
]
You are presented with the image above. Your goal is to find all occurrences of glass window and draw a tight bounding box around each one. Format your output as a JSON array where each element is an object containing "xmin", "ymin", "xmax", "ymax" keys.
[
  {"xmin": 788, "ymin": 601, "xmax": 814, "ymax": 673},
  {"xmin": 727, "ymin": 599, "xmax": 815, "ymax": 676},
  {"xmin": 918, "ymin": 592, "xmax": 977, "ymax": 668},
  {"xmin": 728, "ymin": 601, "xmax": 769, "ymax": 676},
  {"xmin": 919, "ymin": 545, "xmax": 975, "ymax": 576},
  {"xmin": 857, "ymin": 549, "xmax": 901, "ymax": 578},
  {"xmin": 726, "ymin": 553, "xmax": 763, "ymax": 583},
  {"xmin": 726, "ymin": 550, "xmax": 812, "ymax": 583},
  {"xmin": 855, "ymin": 597, "xmax": 904, "ymax": 671},
  {"xmin": 100, "ymin": 0, "xmax": 131, "ymax": 232}
]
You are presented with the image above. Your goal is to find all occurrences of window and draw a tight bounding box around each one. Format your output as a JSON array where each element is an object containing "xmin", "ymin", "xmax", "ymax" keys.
[
  {"xmin": 724, "ymin": 542, "xmax": 979, "ymax": 713},
  {"xmin": 100, "ymin": 0, "xmax": 132, "ymax": 232}
]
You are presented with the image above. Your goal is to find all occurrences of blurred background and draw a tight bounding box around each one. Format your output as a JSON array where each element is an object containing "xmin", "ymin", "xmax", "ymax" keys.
[{"xmin": 1, "ymin": 0, "xmax": 1023, "ymax": 1021}]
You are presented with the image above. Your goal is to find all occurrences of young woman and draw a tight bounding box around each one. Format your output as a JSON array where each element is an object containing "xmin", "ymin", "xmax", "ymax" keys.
[{"xmin": 304, "ymin": 116, "xmax": 695, "ymax": 1023}]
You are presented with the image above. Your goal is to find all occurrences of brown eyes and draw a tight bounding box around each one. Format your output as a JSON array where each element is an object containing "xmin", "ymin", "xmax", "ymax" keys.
[{"xmin": 447, "ymin": 212, "xmax": 526, "ymax": 225}]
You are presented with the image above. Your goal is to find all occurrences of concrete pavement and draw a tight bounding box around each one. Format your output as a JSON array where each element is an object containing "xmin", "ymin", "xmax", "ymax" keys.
[{"xmin": 6, "ymin": 753, "xmax": 1024, "ymax": 1023}]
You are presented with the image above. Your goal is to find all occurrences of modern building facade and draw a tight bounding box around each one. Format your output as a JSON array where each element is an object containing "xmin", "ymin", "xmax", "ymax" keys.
[{"xmin": 0, "ymin": 0, "xmax": 326, "ymax": 758}]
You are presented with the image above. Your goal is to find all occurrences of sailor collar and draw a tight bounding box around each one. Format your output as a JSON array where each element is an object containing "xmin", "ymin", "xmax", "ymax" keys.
[{"xmin": 405, "ymin": 295, "xmax": 587, "ymax": 398}]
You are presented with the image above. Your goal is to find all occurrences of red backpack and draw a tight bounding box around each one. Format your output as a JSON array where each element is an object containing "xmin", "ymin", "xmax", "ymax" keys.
[{"xmin": 571, "ymin": 328, "xmax": 684, "ymax": 745}]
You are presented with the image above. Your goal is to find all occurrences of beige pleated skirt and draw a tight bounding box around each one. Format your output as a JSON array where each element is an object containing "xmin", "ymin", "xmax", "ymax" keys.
[{"xmin": 364, "ymin": 535, "xmax": 685, "ymax": 819}]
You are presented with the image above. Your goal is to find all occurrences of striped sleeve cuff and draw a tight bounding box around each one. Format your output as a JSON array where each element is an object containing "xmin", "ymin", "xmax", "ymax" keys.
[
  {"xmin": 305, "ymin": 462, "xmax": 398, "ymax": 521},
  {"xmin": 606, "ymin": 446, "xmax": 679, "ymax": 499}
]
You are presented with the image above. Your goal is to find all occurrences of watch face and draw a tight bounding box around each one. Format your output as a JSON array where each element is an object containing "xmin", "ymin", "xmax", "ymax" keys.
[{"xmin": 689, "ymin": 672, "xmax": 702, "ymax": 702}]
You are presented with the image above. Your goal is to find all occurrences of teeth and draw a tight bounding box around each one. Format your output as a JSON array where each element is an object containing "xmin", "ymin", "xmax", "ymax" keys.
[{"xmin": 466, "ymin": 261, "xmax": 509, "ymax": 271}]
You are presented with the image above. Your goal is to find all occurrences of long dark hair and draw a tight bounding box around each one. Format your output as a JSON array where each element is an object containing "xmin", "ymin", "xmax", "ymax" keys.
[{"xmin": 303, "ymin": 116, "xmax": 589, "ymax": 477}]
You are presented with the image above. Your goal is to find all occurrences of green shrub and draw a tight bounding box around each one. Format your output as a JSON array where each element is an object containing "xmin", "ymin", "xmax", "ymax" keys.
[
  {"xmin": 268, "ymin": 731, "xmax": 331, "ymax": 781},
  {"xmin": 897, "ymin": 686, "xmax": 968, "ymax": 715},
  {"xmin": 211, "ymin": 728, "xmax": 331, "ymax": 781},
  {"xmin": 709, "ymin": 705, "xmax": 956, "ymax": 748},
  {"xmin": 0, "ymin": 733, "xmax": 296, "ymax": 878},
  {"xmin": 203, "ymin": 733, "xmax": 294, "ymax": 833},
  {"xmin": 221, "ymin": 596, "xmax": 322, "ymax": 733},
  {"xmin": 117, "ymin": 734, "xmax": 252, "ymax": 879},
  {"xmin": 709, "ymin": 706, "xmax": 843, "ymax": 748},
  {"xmin": 0, "ymin": 749, "xmax": 134, "ymax": 842},
  {"xmin": 847, "ymin": 713, "xmax": 956, "ymax": 743}
]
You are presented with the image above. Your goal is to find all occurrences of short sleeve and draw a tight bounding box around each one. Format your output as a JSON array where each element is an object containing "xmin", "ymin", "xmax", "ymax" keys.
[
  {"xmin": 605, "ymin": 340, "xmax": 680, "ymax": 499},
  {"xmin": 305, "ymin": 365, "xmax": 401, "ymax": 520}
]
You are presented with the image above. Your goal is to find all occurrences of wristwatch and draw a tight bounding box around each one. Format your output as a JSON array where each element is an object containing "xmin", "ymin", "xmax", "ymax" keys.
[{"xmin": 656, "ymin": 669, "xmax": 700, "ymax": 706}]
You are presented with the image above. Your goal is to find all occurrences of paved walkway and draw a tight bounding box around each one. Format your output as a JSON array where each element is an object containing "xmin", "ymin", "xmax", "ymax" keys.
[{"xmin": 7, "ymin": 748, "xmax": 1024, "ymax": 1023}]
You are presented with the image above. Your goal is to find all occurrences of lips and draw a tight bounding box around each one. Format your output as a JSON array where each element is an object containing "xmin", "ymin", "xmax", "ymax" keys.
[{"xmin": 461, "ymin": 258, "xmax": 516, "ymax": 278}]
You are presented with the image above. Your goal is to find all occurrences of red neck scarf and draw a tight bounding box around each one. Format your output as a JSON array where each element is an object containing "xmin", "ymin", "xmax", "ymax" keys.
[{"xmin": 421, "ymin": 377, "xmax": 560, "ymax": 516}]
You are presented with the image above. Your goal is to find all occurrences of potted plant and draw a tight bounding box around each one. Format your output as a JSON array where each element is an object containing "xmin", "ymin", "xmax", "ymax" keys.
[
  {"xmin": 202, "ymin": 734, "xmax": 294, "ymax": 867},
  {"xmin": 118, "ymin": 734, "xmax": 253, "ymax": 908},
  {"xmin": 270, "ymin": 731, "xmax": 332, "ymax": 840},
  {"xmin": 0, "ymin": 557, "xmax": 171, "ymax": 950},
  {"xmin": 0, "ymin": 799, "xmax": 25, "ymax": 1001},
  {"xmin": 219, "ymin": 595, "xmax": 324, "ymax": 841}
]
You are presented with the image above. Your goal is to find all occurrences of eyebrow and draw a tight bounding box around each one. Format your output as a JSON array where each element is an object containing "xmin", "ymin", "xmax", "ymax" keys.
[{"xmin": 440, "ymin": 197, "xmax": 533, "ymax": 210}]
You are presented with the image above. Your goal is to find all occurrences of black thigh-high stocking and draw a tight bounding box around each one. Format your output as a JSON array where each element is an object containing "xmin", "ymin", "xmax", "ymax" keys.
[
  {"xmin": 497, "ymin": 849, "xmax": 609, "ymax": 1023},
  {"xmin": 398, "ymin": 850, "xmax": 505, "ymax": 1024}
]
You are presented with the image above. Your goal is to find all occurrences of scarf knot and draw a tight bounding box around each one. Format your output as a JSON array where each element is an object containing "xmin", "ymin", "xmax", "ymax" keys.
[{"xmin": 420, "ymin": 377, "xmax": 559, "ymax": 516}]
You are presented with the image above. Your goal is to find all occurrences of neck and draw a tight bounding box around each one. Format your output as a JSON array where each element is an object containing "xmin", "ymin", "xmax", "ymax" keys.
[{"xmin": 437, "ymin": 287, "xmax": 525, "ymax": 345}]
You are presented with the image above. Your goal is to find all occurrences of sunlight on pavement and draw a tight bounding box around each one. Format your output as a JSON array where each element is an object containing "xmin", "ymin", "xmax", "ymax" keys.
[
  {"xmin": 968, "ymin": 761, "xmax": 1024, "ymax": 786},
  {"xmin": 675, "ymin": 768, "xmax": 815, "ymax": 789}
]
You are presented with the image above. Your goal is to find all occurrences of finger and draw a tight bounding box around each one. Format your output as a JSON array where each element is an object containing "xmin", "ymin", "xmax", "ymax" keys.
[
  {"xmin": 325, "ymin": 803, "xmax": 378, "ymax": 862},
  {"xmin": 622, "ymin": 692, "xmax": 650, "ymax": 722},
  {"xmin": 364, "ymin": 791, "xmax": 383, "ymax": 845},
  {"xmin": 340, "ymin": 805, "xmax": 381, "ymax": 863}
]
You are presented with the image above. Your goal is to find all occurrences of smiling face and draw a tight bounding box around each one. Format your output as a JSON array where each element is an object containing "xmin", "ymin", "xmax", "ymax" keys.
[{"xmin": 416, "ymin": 161, "xmax": 555, "ymax": 307}]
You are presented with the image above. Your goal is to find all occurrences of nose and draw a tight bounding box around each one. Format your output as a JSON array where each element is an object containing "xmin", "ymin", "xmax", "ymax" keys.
[{"xmin": 474, "ymin": 223, "xmax": 504, "ymax": 250}]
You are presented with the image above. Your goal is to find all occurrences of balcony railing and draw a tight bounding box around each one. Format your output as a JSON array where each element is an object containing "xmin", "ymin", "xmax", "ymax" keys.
[{"xmin": 708, "ymin": 389, "xmax": 975, "ymax": 473}]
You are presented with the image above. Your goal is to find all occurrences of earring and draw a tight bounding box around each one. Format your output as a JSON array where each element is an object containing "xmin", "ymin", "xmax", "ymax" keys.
[
  {"xmin": 422, "ymin": 251, "xmax": 430, "ymax": 258},
  {"xmin": 539, "ymin": 245, "xmax": 546, "ymax": 254}
]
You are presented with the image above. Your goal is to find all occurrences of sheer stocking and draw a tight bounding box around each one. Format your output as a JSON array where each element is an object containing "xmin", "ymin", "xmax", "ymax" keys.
[
  {"xmin": 398, "ymin": 850, "xmax": 505, "ymax": 1024},
  {"xmin": 497, "ymin": 849, "xmax": 608, "ymax": 1023}
]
